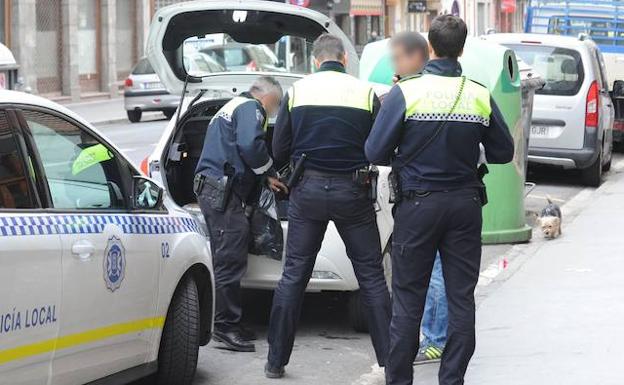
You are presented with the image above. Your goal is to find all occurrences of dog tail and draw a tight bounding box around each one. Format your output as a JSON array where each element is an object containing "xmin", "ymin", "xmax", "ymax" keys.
[{"xmin": 546, "ymin": 194, "xmax": 553, "ymax": 205}]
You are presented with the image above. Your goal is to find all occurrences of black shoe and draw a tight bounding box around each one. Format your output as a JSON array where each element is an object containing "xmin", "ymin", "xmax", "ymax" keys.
[
  {"xmin": 238, "ymin": 324, "xmax": 257, "ymax": 341},
  {"xmin": 264, "ymin": 362, "xmax": 285, "ymax": 379},
  {"xmin": 213, "ymin": 328, "xmax": 256, "ymax": 352}
]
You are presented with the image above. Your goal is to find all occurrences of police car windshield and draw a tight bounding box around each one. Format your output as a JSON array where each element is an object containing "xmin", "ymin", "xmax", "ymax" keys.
[{"xmin": 182, "ymin": 33, "xmax": 314, "ymax": 77}]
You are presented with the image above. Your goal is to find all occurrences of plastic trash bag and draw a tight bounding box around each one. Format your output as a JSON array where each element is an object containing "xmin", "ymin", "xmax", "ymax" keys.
[{"xmin": 248, "ymin": 187, "xmax": 284, "ymax": 260}]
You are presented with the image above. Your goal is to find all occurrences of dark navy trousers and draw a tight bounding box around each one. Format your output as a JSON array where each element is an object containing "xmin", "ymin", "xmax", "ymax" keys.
[
  {"xmin": 386, "ymin": 188, "xmax": 483, "ymax": 385},
  {"xmin": 267, "ymin": 174, "xmax": 391, "ymax": 368},
  {"xmin": 197, "ymin": 187, "xmax": 249, "ymax": 331}
]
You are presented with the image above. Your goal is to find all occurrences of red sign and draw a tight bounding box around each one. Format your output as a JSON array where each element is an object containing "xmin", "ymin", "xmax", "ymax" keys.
[
  {"xmin": 290, "ymin": 0, "xmax": 311, "ymax": 7},
  {"xmin": 501, "ymin": 0, "xmax": 516, "ymax": 13}
]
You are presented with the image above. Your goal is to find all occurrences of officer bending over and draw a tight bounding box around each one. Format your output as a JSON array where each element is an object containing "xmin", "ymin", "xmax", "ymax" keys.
[
  {"xmin": 366, "ymin": 15, "xmax": 514, "ymax": 385},
  {"xmin": 265, "ymin": 34, "xmax": 391, "ymax": 379},
  {"xmin": 195, "ymin": 76, "xmax": 287, "ymax": 353}
]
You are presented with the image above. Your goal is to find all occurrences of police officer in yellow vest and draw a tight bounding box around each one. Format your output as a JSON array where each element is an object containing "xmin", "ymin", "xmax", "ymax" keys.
[
  {"xmin": 265, "ymin": 34, "xmax": 391, "ymax": 378},
  {"xmin": 366, "ymin": 16, "xmax": 514, "ymax": 385},
  {"xmin": 195, "ymin": 76, "xmax": 287, "ymax": 353}
]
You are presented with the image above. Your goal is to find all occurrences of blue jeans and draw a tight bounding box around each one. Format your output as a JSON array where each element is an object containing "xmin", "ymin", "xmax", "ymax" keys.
[{"xmin": 421, "ymin": 253, "xmax": 448, "ymax": 349}]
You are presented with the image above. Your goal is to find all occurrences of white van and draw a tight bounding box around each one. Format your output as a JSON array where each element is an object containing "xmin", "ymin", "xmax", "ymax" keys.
[
  {"xmin": 485, "ymin": 33, "xmax": 614, "ymax": 186},
  {"xmin": 143, "ymin": 0, "xmax": 394, "ymax": 331}
]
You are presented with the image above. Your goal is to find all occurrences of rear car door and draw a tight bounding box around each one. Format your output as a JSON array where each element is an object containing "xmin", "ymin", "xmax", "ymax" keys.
[
  {"xmin": 510, "ymin": 43, "xmax": 587, "ymax": 151},
  {"xmin": 0, "ymin": 108, "xmax": 62, "ymax": 385},
  {"xmin": 17, "ymin": 108, "xmax": 161, "ymax": 384}
]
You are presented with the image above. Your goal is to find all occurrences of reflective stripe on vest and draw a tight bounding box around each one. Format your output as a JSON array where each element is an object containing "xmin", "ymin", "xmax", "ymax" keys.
[
  {"xmin": 399, "ymin": 74, "xmax": 492, "ymax": 126},
  {"xmin": 288, "ymin": 71, "xmax": 375, "ymax": 112},
  {"xmin": 211, "ymin": 96, "xmax": 268, "ymax": 130}
]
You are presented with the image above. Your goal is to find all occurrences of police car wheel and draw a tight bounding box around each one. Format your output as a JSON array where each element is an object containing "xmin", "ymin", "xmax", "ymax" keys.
[
  {"xmin": 156, "ymin": 276, "xmax": 200, "ymax": 385},
  {"xmin": 127, "ymin": 109, "xmax": 142, "ymax": 123}
]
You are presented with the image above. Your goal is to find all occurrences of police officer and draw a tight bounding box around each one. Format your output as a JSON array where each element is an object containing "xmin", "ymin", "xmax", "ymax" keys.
[
  {"xmin": 265, "ymin": 34, "xmax": 391, "ymax": 378},
  {"xmin": 366, "ymin": 15, "xmax": 515, "ymax": 385},
  {"xmin": 195, "ymin": 76, "xmax": 287, "ymax": 353}
]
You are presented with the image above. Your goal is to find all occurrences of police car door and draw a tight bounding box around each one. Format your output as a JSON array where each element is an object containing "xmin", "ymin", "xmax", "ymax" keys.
[
  {"xmin": 0, "ymin": 108, "xmax": 62, "ymax": 385},
  {"xmin": 17, "ymin": 109, "xmax": 160, "ymax": 384}
]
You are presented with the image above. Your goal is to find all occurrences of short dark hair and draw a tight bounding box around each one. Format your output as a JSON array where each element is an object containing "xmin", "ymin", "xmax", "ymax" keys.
[
  {"xmin": 429, "ymin": 14, "xmax": 468, "ymax": 59},
  {"xmin": 391, "ymin": 32, "xmax": 430, "ymax": 61},
  {"xmin": 312, "ymin": 33, "xmax": 346, "ymax": 62}
]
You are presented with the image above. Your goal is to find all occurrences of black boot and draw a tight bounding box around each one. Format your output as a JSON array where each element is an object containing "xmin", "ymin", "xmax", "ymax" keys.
[
  {"xmin": 213, "ymin": 327, "xmax": 255, "ymax": 352},
  {"xmin": 264, "ymin": 362, "xmax": 285, "ymax": 379}
]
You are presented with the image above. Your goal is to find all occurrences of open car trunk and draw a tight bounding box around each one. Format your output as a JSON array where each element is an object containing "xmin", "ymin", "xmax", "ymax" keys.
[{"xmin": 162, "ymin": 98, "xmax": 289, "ymax": 218}]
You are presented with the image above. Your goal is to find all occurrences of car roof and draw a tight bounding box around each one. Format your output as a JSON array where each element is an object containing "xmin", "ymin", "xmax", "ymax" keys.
[
  {"xmin": 485, "ymin": 33, "xmax": 596, "ymax": 50},
  {"xmin": 0, "ymin": 90, "xmax": 114, "ymax": 145}
]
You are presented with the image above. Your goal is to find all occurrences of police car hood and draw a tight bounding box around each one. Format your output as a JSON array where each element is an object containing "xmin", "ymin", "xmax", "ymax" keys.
[{"xmin": 145, "ymin": 0, "xmax": 359, "ymax": 96}]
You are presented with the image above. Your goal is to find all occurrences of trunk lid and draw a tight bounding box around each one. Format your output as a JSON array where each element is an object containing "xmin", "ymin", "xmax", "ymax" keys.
[{"xmin": 145, "ymin": 0, "xmax": 359, "ymax": 95}]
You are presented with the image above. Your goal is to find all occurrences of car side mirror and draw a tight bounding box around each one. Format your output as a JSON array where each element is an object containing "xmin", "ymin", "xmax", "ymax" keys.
[
  {"xmin": 132, "ymin": 176, "xmax": 164, "ymax": 210},
  {"xmin": 613, "ymin": 80, "xmax": 624, "ymax": 97}
]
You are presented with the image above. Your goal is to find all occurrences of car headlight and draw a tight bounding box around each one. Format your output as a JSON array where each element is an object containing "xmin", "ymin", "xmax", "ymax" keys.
[{"xmin": 311, "ymin": 271, "xmax": 341, "ymax": 280}]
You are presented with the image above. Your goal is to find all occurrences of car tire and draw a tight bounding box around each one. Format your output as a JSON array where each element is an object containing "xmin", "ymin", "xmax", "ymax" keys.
[
  {"xmin": 348, "ymin": 246, "xmax": 393, "ymax": 333},
  {"xmin": 582, "ymin": 150, "xmax": 602, "ymax": 187},
  {"xmin": 127, "ymin": 109, "xmax": 142, "ymax": 123},
  {"xmin": 603, "ymin": 157, "xmax": 612, "ymax": 172},
  {"xmin": 156, "ymin": 276, "xmax": 200, "ymax": 385},
  {"xmin": 163, "ymin": 109, "xmax": 176, "ymax": 119}
]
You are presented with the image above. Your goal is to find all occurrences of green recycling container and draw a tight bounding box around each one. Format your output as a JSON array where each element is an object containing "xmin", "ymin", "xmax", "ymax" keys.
[{"xmin": 360, "ymin": 37, "xmax": 532, "ymax": 244}]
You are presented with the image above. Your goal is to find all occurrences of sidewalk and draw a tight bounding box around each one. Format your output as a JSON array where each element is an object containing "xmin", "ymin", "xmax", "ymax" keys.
[{"xmin": 412, "ymin": 163, "xmax": 624, "ymax": 384}]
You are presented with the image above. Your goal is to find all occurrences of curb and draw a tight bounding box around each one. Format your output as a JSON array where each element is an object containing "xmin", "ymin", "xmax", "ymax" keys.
[{"xmin": 91, "ymin": 117, "xmax": 129, "ymax": 127}]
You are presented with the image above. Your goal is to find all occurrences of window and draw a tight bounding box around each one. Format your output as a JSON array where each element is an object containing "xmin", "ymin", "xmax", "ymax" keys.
[
  {"xmin": 23, "ymin": 110, "xmax": 127, "ymax": 210},
  {"xmin": 132, "ymin": 58, "xmax": 155, "ymax": 75},
  {"xmin": 507, "ymin": 44, "xmax": 585, "ymax": 96},
  {"xmin": 0, "ymin": 112, "xmax": 35, "ymax": 209}
]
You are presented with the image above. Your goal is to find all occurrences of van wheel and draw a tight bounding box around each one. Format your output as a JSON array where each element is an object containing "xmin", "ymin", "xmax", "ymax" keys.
[
  {"xmin": 127, "ymin": 109, "xmax": 142, "ymax": 123},
  {"xmin": 157, "ymin": 276, "xmax": 200, "ymax": 385},
  {"xmin": 163, "ymin": 109, "xmax": 176, "ymax": 119},
  {"xmin": 348, "ymin": 247, "xmax": 392, "ymax": 333},
  {"xmin": 582, "ymin": 151, "xmax": 602, "ymax": 187}
]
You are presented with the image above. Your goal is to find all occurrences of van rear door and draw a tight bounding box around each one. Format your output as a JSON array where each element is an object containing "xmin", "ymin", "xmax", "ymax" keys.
[{"xmin": 508, "ymin": 43, "xmax": 587, "ymax": 151}]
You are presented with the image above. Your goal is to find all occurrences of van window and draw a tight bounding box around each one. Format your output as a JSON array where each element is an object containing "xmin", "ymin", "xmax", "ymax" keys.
[
  {"xmin": 0, "ymin": 112, "xmax": 35, "ymax": 209},
  {"xmin": 132, "ymin": 58, "xmax": 155, "ymax": 75},
  {"xmin": 507, "ymin": 44, "xmax": 585, "ymax": 96},
  {"xmin": 23, "ymin": 110, "xmax": 127, "ymax": 210}
]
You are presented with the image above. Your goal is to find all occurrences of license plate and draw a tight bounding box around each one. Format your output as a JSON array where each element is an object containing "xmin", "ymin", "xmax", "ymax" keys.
[
  {"xmin": 530, "ymin": 125, "xmax": 550, "ymax": 138},
  {"xmin": 144, "ymin": 81, "xmax": 163, "ymax": 89}
]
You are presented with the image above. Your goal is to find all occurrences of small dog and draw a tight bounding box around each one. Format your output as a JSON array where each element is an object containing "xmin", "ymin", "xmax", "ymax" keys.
[{"xmin": 538, "ymin": 196, "xmax": 562, "ymax": 239}]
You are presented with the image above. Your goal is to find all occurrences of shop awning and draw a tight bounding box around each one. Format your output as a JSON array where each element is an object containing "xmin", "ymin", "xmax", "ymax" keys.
[{"xmin": 351, "ymin": 0, "xmax": 383, "ymax": 16}]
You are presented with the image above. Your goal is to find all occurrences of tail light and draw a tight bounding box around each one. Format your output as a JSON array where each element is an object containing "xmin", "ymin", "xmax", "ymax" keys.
[
  {"xmin": 246, "ymin": 60, "xmax": 258, "ymax": 72},
  {"xmin": 124, "ymin": 77, "xmax": 133, "ymax": 88},
  {"xmin": 140, "ymin": 157, "xmax": 149, "ymax": 176},
  {"xmin": 585, "ymin": 80, "xmax": 599, "ymax": 128}
]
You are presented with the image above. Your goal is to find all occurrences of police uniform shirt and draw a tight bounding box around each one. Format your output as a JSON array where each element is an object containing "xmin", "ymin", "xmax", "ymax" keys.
[
  {"xmin": 365, "ymin": 58, "xmax": 514, "ymax": 192},
  {"xmin": 195, "ymin": 92, "xmax": 274, "ymax": 199},
  {"xmin": 272, "ymin": 61, "xmax": 380, "ymax": 172}
]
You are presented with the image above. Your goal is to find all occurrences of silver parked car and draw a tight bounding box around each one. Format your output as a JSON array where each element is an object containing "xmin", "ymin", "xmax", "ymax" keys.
[
  {"xmin": 485, "ymin": 33, "xmax": 614, "ymax": 186},
  {"xmin": 123, "ymin": 57, "xmax": 180, "ymax": 123}
]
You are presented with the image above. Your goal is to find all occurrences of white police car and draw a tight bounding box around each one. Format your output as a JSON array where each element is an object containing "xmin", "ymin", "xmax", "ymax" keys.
[
  {"xmin": 143, "ymin": 1, "xmax": 394, "ymax": 331},
  {"xmin": 0, "ymin": 90, "xmax": 214, "ymax": 384}
]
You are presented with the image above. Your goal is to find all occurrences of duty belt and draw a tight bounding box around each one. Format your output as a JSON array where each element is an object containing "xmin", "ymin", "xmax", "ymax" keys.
[{"xmin": 303, "ymin": 169, "xmax": 354, "ymax": 180}]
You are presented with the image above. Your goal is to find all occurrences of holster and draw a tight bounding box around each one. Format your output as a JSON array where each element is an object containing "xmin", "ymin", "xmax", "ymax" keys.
[
  {"xmin": 477, "ymin": 164, "xmax": 489, "ymax": 207},
  {"xmin": 194, "ymin": 173, "xmax": 233, "ymax": 212},
  {"xmin": 388, "ymin": 168, "xmax": 402, "ymax": 204},
  {"xmin": 354, "ymin": 166, "xmax": 379, "ymax": 202}
]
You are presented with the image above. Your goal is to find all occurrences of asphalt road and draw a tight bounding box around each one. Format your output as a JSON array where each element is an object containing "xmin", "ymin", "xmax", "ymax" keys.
[{"xmin": 96, "ymin": 117, "xmax": 622, "ymax": 384}]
